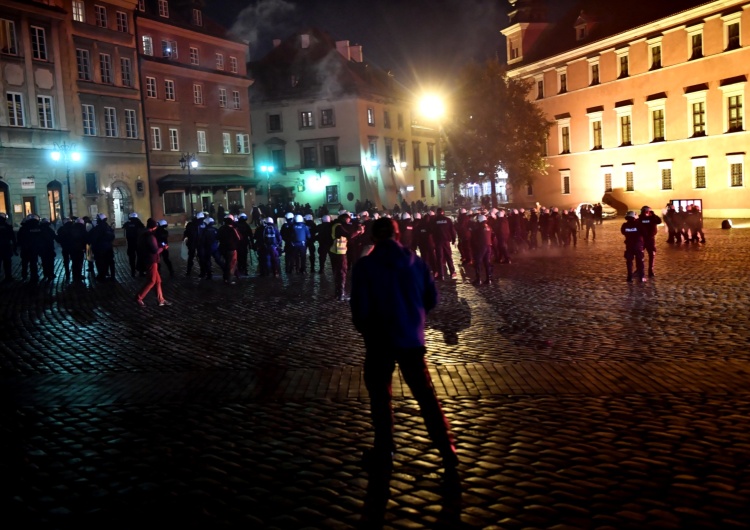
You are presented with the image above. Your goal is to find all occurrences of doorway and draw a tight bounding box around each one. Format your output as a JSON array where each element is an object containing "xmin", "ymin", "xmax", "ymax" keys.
[
  {"xmin": 47, "ymin": 181, "xmax": 63, "ymax": 222},
  {"xmin": 110, "ymin": 183, "xmax": 133, "ymax": 228},
  {"xmin": 23, "ymin": 196, "xmax": 37, "ymax": 217}
]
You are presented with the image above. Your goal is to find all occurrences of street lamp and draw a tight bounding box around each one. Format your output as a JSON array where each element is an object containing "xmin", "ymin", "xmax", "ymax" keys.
[
  {"xmin": 261, "ymin": 164, "xmax": 274, "ymax": 204},
  {"xmin": 179, "ymin": 153, "xmax": 198, "ymax": 217},
  {"xmin": 51, "ymin": 142, "xmax": 81, "ymax": 218}
]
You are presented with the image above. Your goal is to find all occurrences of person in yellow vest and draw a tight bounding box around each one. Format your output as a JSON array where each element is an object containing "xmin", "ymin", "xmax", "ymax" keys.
[{"xmin": 328, "ymin": 212, "xmax": 364, "ymax": 301}]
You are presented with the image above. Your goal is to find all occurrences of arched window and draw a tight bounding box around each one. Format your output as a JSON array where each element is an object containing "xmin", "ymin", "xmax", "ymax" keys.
[{"xmin": 47, "ymin": 180, "xmax": 63, "ymax": 222}]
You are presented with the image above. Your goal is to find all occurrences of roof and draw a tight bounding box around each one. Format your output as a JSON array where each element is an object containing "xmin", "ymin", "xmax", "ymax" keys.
[
  {"xmin": 249, "ymin": 27, "xmax": 408, "ymax": 103},
  {"xmin": 510, "ymin": 0, "xmax": 713, "ymax": 67}
]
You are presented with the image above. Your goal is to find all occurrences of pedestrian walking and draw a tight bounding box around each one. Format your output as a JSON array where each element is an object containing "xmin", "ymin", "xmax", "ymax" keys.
[
  {"xmin": 135, "ymin": 218, "xmax": 171, "ymax": 306},
  {"xmin": 350, "ymin": 217, "xmax": 459, "ymax": 474}
]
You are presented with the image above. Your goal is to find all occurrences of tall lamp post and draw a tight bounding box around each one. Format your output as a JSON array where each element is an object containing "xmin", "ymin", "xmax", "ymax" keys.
[
  {"xmin": 179, "ymin": 153, "xmax": 198, "ymax": 217},
  {"xmin": 51, "ymin": 142, "xmax": 81, "ymax": 218},
  {"xmin": 261, "ymin": 164, "xmax": 274, "ymax": 205}
]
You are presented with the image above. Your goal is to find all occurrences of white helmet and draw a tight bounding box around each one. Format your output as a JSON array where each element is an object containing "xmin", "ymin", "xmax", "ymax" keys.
[
  {"xmin": 158, "ymin": 219, "xmax": 168, "ymax": 227},
  {"xmin": 414, "ymin": 212, "xmax": 422, "ymax": 219},
  {"xmin": 321, "ymin": 215, "xmax": 331, "ymax": 223},
  {"xmin": 129, "ymin": 212, "xmax": 139, "ymax": 219},
  {"xmin": 359, "ymin": 211, "xmax": 369, "ymax": 218},
  {"xmin": 206, "ymin": 217, "xmax": 215, "ymax": 225},
  {"xmin": 97, "ymin": 213, "xmax": 107, "ymax": 221},
  {"xmin": 460, "ymin": 208, "xmax": 467, "ymax": 214},
  {"xmin": 402, "ymin": 212, "xmax": 411, "ymax": 220},
  {"xmin": 285, "ymin": 212, "xmax": 294, "ymax": 220},
  {"xmin": 498, "ymin": 210, "xmax": 506, "ymax": 217},
  {"xmin": 373, "ymin": 212, "xmax": 380, "ymax": 219},
  {"xmin": 196, "ymin": 212, "xmax": 205, "ymax": 219},
  {"xmin": 266, "ymin": 217, "xmax": 274, "ymax": 224},
  {"xmin": 238, "ymin": 213, "xmax": 248, "ymax": 219},
  {"xmin": 295, "ymin": 214, "xmax": 304, "ymax": 223},
  {"xmin": 225, "ymin": 214, "xmax": 235, "ymax": 222},
  {"xmin": 476, "ymin": 215, "xmax": 487, "ymax": 222},
  {"xmin": 304, "ymin": 214, "xmax": 313, "ymax": 221}
]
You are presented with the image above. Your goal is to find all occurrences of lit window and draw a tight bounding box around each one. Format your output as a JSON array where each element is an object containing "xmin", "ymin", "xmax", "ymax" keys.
[
  {"xmin": 30, "ymin": 26, "xmax": 47, "ymax": 61},
  {"xmin": 169, "ymin": 128, "xmax": 179, "ymax": 151},
  {"xmin": 104, "ymin": 107, "xmax": 117, "ymax": 137},
  {"xmin": 625, "ymin": 167, "xmax": 635, "ymax": 192},
  {"xmin": 592, "ymin": 121, "xmax": 602, "ymax": 149},
  {"xmin": 82, "ymin": 104, "xmax": 96, "ymax": 135},
  {"xmin": 125, "ymin": 109, "xmax": 137, "ymax": 138},
  {"xmin": 728, "ymin": 95, "xmax": 743, "ymax": 131},
  {"xmin": 321, "ymin": 108, "xmax": 334, "ymax": 126},
  {"xmin": 692, "ymin": 101, "xmax": 706, "ymax": 136},
  {"xmin": 652, "ymin": 109, "xmax": 665, "ymax": 141},
  {"xmin": 661, "ymin": 168, "xmax": 672, "ymax": 190},
  {"xmin": 6, "ymin": 92, "xmax": 24, "ymax": 127},
  {"xmin": 146, "ymin": 76, "xmax": 156, "ymax": 98},
  {"xmin": 193, "ymin": 84, "xmax": 203, "ymax": 105},
  {"xmin": 604, "ymin": 172, "xmax": 612, "ymax": 193},
  {"xmin": 72, "ymin": 1, "xmax": 85, "ymax": 22},
  {"xmin": 99, "ymin": 53, "xmax": 112, "ymax": 84},
  {"xmin": 116, "ymin": 11, "xmax": 128, "ymax": 33},
  {"xmin": 219, "ymin": 88, "xmax": 227, "ymax": 107},
  {"xmin": 367, "ymin": 107, "xmax": 375, "ymax": 125},
  {"xmin": 151, "ymin": 127, "xmax": 161, "ymax": 150},
  {"xmin": 232, "ymin": 90, "xmax": 240, "ymax": 109},
  {"xmin": 236, "ymin": 133, "xmax": 250, "ymax": 154},
  {"xmin": 216, "ymin": 53, "xmax": 224, "ymax": 70},
  {"xmin": 616, "ymin": 105, "xmax": 633, "ymax": 146},
  {"xmin": 197, "ymin": 130, "xmax": 207, "ymax": 153},
  {"xmin": 161, "ymin": 39, "xmax": 177, "ymax": 59},
  {"xmin": 561, "ymin": 126, "xmax": 570, "ymax": 153},
  {"xmin": 142, "ymin": 36, "xmax": 153, "ymax": 56},
  {"xmin": 300, "ymin": 111, "xmax": 313, "ymax": 128},
  {"xmin": 120, "ymin": 57, "xmax": 132, "ymax": 87},
  {"xmin": 95, "ymin": 5, "xmax": 107, "ymax": 28},
  {"xmin": 37, "ymin": 95, "xmax": 53, "ymax": 128},
  {"xmin": 164, "ymin": 80, "xmax": 175, "ymax": 101},
  {"xmin": 222, "ymin": 132, "xmax": 231, "ymax": 154},
  {"xmin": 190, "ymin": 47, "xmax": 199, "ymax": 65},
  {"xmin": 0, "ymin": 19, "xmax": 17, "ymax": 55},
  {"xmin": 695, "ymin": 165, "xmax": 706, "ymax": 189},
  {"xmin": 76, "ymin": 49, "xmax": 91, "ymax": 80}
]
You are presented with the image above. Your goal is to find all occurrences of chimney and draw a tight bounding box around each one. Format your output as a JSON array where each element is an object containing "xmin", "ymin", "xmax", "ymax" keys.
[
  {"xmin": 336, "ymin": 40, "xmax": 351, "ymax": 61},
  {"xmin": 272, "ymin": 39, "xmax": 281, "ymax": 47},
  {"xmin": 300, "ymin": 34, "xmax": 310, "ymax": 49},
  {"xmin": 350, "ymin": 44, "xmax": 363, "ymax": 62}
]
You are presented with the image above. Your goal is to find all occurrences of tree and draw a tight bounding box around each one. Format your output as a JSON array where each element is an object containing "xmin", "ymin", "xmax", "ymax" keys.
[{"xmin": 443, "ymin": 58, "xmax": 551, "ymax": 207}]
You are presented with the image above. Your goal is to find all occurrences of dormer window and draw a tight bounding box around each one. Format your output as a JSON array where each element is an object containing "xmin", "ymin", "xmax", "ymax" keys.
[
  {"xmin": 192, "ymin": 9, "xmax": 203, "ymax": 27},
  {"xmin": 574, "ymin": 10, "xmax": 594, "ymax": 41}
]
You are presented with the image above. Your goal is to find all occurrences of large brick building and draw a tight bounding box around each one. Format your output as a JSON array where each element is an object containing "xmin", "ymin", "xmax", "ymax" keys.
[{"xmin": 502, "ymin": 0, "xmax": 750, "ymax": 218}]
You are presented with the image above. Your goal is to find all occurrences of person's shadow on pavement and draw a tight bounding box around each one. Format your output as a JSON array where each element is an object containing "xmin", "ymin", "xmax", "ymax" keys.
[{"xmin": 358, "ymin": 465, "xmax": 392, "ymax": 529}]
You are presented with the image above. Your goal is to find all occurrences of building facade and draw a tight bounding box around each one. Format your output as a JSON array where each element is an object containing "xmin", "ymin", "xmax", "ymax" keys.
[
  {"xmin": 250, "ymin": 29, "xmax": 446, "ymax": 214},
  {"xmin": 502, "ymin": 0, "xmax": 750, "ymax": 218},
  {"xmin": 136, "ymin": 0, "xmax": 254, "ymax": 224}
]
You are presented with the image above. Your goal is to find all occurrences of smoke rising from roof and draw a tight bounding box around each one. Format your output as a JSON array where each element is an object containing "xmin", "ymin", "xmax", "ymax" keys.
[{"xmin": 229, "ymin": 0, "xmax": 296, "ymax": 53}]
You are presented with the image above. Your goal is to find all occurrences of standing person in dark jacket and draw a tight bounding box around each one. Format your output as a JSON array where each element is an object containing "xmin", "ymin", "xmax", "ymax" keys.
[
  {"xmin": 538, "ymin": 207, "xmax": 550, "ymax": 247},
  {"xmin": 304, "ymin": 214, "xmax": 317, "ymax": 272},
  {"xmin": 398, "ymin": 212, "xmax": 416, "ymax": 251},
  {"xmin": 637, "ymin": 206, "xmax": 662, "ymax": 277},
  {"xmin": 135, "ymin": 218, "xmax": 170, "ymax": 306},
  {"xmin": 217, "ymin": 214, "xmax": 241, "ymax": 283},
  {"xmin": 0, "ymin": 212, "xmax": 16, "ymax": 282},
  {"xmin": 315, "ymin": 214, "xmax": 333, "ymax": 274},
  {"xmin": 664, "ymin": 204, "xmax": 678, "ymax": 244},
  {"xmin": 17, "ymin": 215, "xmax": 38, "ymax": 281},
  {"xmin": 329, "ymin": 213, "xmax": 364, "ymax": 301},
  {"xmin": 470, "ymin": 214, "xmax": 493, "ymax": 285},
  {"xmin": 621, "ymin": 210, "xmax": 645, "ymax": 282},
  {"xmin": 123, "ymin": 212, "xmax": 145, "ymax": 277},
  {"xmin": 236, "ymin": 213, "xmax": 253, "ymax": 276},
  {"xmin": 691, "ymin": 205, "xmax": 706, "ymax": 243},
  {"xmin": 413, "ymin": 212, "xmax": 436, "ymax": 274},
  {"xmin": 200, "ymin": 217, "xmax": 223, "ymax": 280},
  {"xmin": 455, "ymin": 208, "xmax": 471, "ymax": 264},
  {"xmin": 528, "ymin": 208, "xmax": 539, "ymax": 249},
  {"xmin": 350, "ymin": 217, "xmax": 458, "ymax": 474},
  {"xmin": 289, "ymin": 214, "xmax": 311, "ymax": 273},
  {"xmin": 155, "ymin": 219, "xmax": 174, "ymax": 278},
  {"xmin": 87, "ymin": 213, "xmax": 116, "ymax": 280},
  {"xmin": 549, "ymin": 208, "xmax": 560, "ymax": 246},
  {"xmin": 254, "ymin": 216, "xmax": 282, "ymax": 277},
  {"xmin": 38, "ymin": 218, "xmax": 57, "ymax": 281},
  {"xmin": 492, "ymin": 210, "xmax": 512, "ymax": 264},
  {"xmin": 55, "ymin": 217, "xmax": 74, "ymax": 279},
  {"xmin": 582, "ymin": 205, "xmax": 596, "ymax": 241},
  {"xmin": 431, "ymin": 208, "xmax": 456, "ymax": 280},
  {"xmin": 69, "ymin": 217, "xmax": 88, "ymax": 283}
]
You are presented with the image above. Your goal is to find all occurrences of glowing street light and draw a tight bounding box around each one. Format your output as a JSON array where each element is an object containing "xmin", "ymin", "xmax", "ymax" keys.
[
  {"xmin": 51, "ymin": 142, "xmax": 81, "ymax": 218},
  {"xmin": 179, "ymin": 153, "xmax": 199, "ymax": 216},
  {"xmin": 419, "ymin": 94, "xmax": 445, "ymax": 120}
]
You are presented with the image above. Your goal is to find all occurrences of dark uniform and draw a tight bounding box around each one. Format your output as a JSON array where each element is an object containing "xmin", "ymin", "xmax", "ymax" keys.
[
  {"xmin": 0, "ymin": 213, "xmax": 16, "ymax": 282},
  {"xmin": 289, "ymin": 215, "xmax": 311, "ymax": 273},
  {"xmin": 329, "ymin": 214, "xmax": 363, "ymax": 300},
  {"xmin": 430, "ymin": 208, "xmax": 456, "ymax": 280},
  {"xmin": 123, "ymin": 214, "xmax": 145, "ymax": 277},
  {"xmin": 217, "ymin": 216, "xmax": 241, "ymax": 283},
  {"xmin": 87, "ymin": 214, "xmax": 116, "ymax": 280},
  {"xmin": 155, "ymin": 220, "xmax": 174, "ymax": 278},
  {"xmin": 236, "ymin": 213, "xmax": 253, "ymax": 275},
  {"xmin": 55, "ymin": 218, "xmax": 75, "ymax": 278},
  {"xmin": 254, "ymin": 218, "xmax": 282, "ymax": 277},
  {"xmin": 636, "ymin": 206, "xmax": 662, "ymax": 277},
  {"xmin": 414, "ymin": 215, "xmax": 436, "ymax": 274},
  {"xmin": 316, "ymin": 216, "xmax": 333, "ymax": 274},
  {"xmin": 200, "ymin": 219, "xmax": 223, "ymax": 280},
  {"xmin": 470, "ymin": 216, "xmax": 493, "ymax": 284},
  {"xmin": 621, "ymin": 212, "xmax": 645, "ymax": 282},
  {"xmin": 183, "ymin": 213, "xmax": 204, "ymax": 276}
]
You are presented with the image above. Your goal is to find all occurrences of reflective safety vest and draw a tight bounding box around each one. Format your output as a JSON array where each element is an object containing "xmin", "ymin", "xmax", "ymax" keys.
[{"xmin": 330, "ymin": 224, "xmax": 347, "ymax": 255}]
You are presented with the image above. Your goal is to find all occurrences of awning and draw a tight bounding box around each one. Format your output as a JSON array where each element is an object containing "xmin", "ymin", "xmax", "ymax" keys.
[{"xmin": 157, "ymin": 174, "xmax": 259, "ymax": 195}]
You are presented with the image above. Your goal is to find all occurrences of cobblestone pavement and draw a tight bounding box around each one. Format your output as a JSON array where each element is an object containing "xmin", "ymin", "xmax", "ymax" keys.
[{"xmin": 1, "ymin": 219, "xmax": 750, "ymax": 529}]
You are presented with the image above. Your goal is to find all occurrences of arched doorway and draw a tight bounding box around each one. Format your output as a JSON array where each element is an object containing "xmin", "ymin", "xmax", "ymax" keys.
[
  {"xmin": 109, "ymin": 182, "xmax": 133, "ymax": 228},
  {"xmin": 0, "ymin": 181, "xmax": 10, "ymax": 225},
  {"xmin": 47, "ymin": 180, "xmax": 63, "ymax": 223}
]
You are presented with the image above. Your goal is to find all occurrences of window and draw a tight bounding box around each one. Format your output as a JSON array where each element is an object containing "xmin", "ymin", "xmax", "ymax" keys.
[
  {"xmin": 321, "ymin": 108, "xmax": 334, "ymax": 127},
  {"xmin": 385, "ymin": 140, "xmax": 394, "ymax": 167},
  {"xmin": 430, "ymin": 180, "xmax": 435, "ymax": 198},
  {"xmin": 588, "ymin": 60, "xmax": 599, "ymax": 86},
  {"xmin": 193, "ymin": 84, "xmax": 203, "ymax": 105},
  {"xmin": 162, "ymin": 39, "xmax": 177, "ymax": 59},
  {"xmin": 616, "ymin": 105, "xmax": 633, "ymax": 146},
  {"xmin": 604, "ymin": 171, "xmax": 613, "ymax": 193},
  {"xmin": 82, "ymin": 104, "xmax": 96, "ymax": 135},
  {"xmin": 190, "ymin": 47, "xmax": 199, "ymax": 65},
  {"xmin": 271, "ymin": 149, "xmax": 285, "ymax": 170},
  {"xmin": 72, "ymin": 1, "xmax": 85, "ymax": 22},
  {"xmin": 219, "ymin": 88, "xmax": 227, "ymax": 108},
  {"xmin": 725, "ymin": 16, "xmax": 741, "ymax": 51},
  {"xmin": 303, "ymin": 145, "xmax": 318, "ymax": 168},
  {"xmin": 120, "ymin": 57, "xmax": 132, "ymax": 87},
  {"xmin": 688, "ymin": 25, "xmax": 703, "ymax": 60},
  {"xmin": 649, "ymin": 40, "xmax": 662, "ymax": 70},
  {"xmin": 616, "ymin": 49, "xmax": 629, "ymax": 78},
  {"xmin": 163, "ymin": 191, "xmax": 185, "ymax": 215},
  {"xmin": 104, "ymin": 107, "xmax": 117, "ymax": 137},
  {"xmin": 384, "ymin": 110, "xmax": 391, "ymax": 128},
  {"xmin": 625, "ymin": 167, "xmax": 634, "ymax": 192},
  {"xmin": 300, "ymin": 111, "xmax": 313, "ymax": 128},
  {"xmin": 661, "ymin": 168, "xmax": 672, "ymax": 190},
  {"xmin": 695, "ymin": 165, "xmax": 706, "ymax": 189},
  {"xmin": 367, "ymin": 107, "xmax": 375, "ymax": 126},
  {"xmin": 561, "ymin": 171, "xmax": 570, "ymax": 194},
  {"xmin": 197, "ymin": 130, "xmax": 207, "ymax": 153},
  {"xmin": 99, "ymin": 53, "xmax": 112, "ymax": 84},
  {"xmin": 220, "ymin": 132, "xmax": 231, "ymax": 154},
  {"xmin": 652, "ymin": 109, "xmax": 665, "ymax": 141},
  {"xmin": 728, "ymin": 95, "xmax": 743, "ymax": 132},
  {"xmin": 236, "ymin": 133, "xmax": 249, "ymax": 154},
  {"xmin": 537, "ymin": 79, "xmax": 544, "ymax": 99},
  {"xmin": 125, "ymin": 109, "xmax": 137, "ymax": 138},
  {"xmin": 164, "ymin": 79, "xmax": 175, "ymax": 101},
  {"xmin": 232, "ymin": 90, "xmax": 240, "ymax": 109},
  {"xmin": 76, "ymin": 49, "xmax": 91, "ymax": 80},
  {"xmin": 137, "ymin": 0, "xmax": 145, "ymax": 12},
  {"xmin": 268, "ymin": 114, "xmax": 281, "ymax": 132},
  {"xmin": 397, "ymin": 113, "xmax": 404, "ymax": 130},
  {"xmin": 158, "ymin": 0, "xmax": 169, "ymax": 18},
  {"xmin": 557, "ymin": 69, "xmax": 567, "ymax": 94},
  {"xmin": 146, "ymin": 76, "xmax": 156, "ymax": 98},
  {"xmin": 420, "ymin": 180, "xmax": 425, "ymax": 198},
  {"xmin": 592, "ymin": 121, "xmax": 602, "ymax": 149},
  {"xmin": 216, "ymin": 53, "xmax": 224, "ymax": 70},
  {"xmin": 413, "ymin": 142, "xmax": 421, "ymax": 168},
  {"xmin": 427, "ymin": 144, "xmax": 435, "ymax": 167},
  {"xmin": 6, "ymin": 93, "xmax": 24, "ymax": 127},
  {"xmin": 95, "ymin": 5, "xmax": 107, "ymax": 28},
  {"xmin": 192, "ymin": 8, "xmax": 203, "ymax": 26},
  {"xmin": 326, "ymin": 185, "xmax": 339, "ymax": 204},
  {"xmin": 85, "ymin": 172, "xmax": 98, "ymax": 195},
  {"xmin": 730, "ymin": 163, "xmax": 743, "ymax": 187},
  {"xmin": 0, "ymin": 19, "xmax": 16, "ymax": 56},
  {"xmin": 230, "ymin": 56, "xmax": 238, "ymax": 73},
  {"xmin": 142, "ymin": 36, "xmax": 153, "ymax": 56},
  {"xmin": 323, "ymin": 145, "xmax": 337, "ymax": 166},
  {"xmin": 169, "ymin": 128, "xmax": 179, "ymax": 151},
  {"xmin": 399, "ymin": 141, "xmax": 407, "ymax": 166},
  {"xmin": 692, "ymin": 102, "xmax": 706, "ymax": 136},
  {"xmin": 561, "ymin": 126, "xmax": 570, "ymax": 153},
  {"xmin": 151, "ymin": 127, "xmax": 161, "ymax": 150},
  {"xmin": 37, "ymin": 95, "xmax": 53, "ymax": 128},
  {"xmin": 116, "ymin": 11, "xmax": 128, "ymax": 33},
  {"xmin": 31, "ymin": 26, "xmax": 47, "ymax": 61}
]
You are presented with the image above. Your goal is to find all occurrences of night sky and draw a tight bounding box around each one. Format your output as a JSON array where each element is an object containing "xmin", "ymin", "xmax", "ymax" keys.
[{"xmin": 205, "ymin": 0, "xmax": 509, "ymax": 90}]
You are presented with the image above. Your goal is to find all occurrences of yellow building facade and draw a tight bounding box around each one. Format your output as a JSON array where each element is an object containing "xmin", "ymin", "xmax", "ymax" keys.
[{"xmin": 502, "ymin": 0, "xmax": 750, "ymax": 218}]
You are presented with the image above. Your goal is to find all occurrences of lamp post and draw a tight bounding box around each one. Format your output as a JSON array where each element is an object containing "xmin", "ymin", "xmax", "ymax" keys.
[
  {"xmin": 261, "ymin": 164, "xmax": 274, "ymax": 205},
  {"xmin": 51, "ymin": 142, "xmax": 81, "ymax": 218},
  {"xmin": 179, "ymin": 153, "xmax": 198, "ymax": 217}
]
